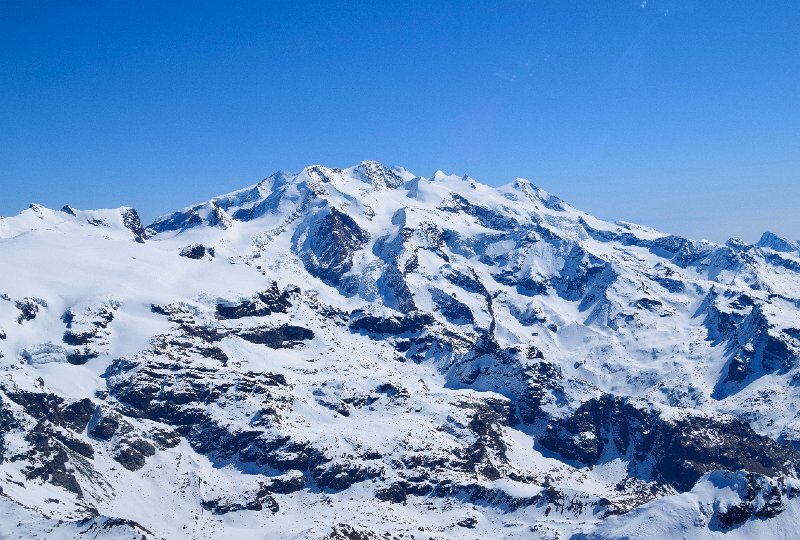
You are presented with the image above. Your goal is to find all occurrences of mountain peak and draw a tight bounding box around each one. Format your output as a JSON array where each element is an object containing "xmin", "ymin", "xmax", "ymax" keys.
[
  {"xmin": 353, "ymin": 160, "xmax": 409, "ymax": 189},
  {"xmin": 757, "ymin": 231, "xmax": 798, "ymax": 252}
]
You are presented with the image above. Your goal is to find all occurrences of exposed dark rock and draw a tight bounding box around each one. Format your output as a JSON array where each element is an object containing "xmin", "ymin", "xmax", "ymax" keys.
[
  {"xmin": 0, "ymin": 398, "xmax": 18, "ymax": 459},
  {"xmin": 443, "ymin": 268, "xmax": 488, "ymax": 296},
  {"xmin": 510, "ymin": 358, "xmax": 567, "ymax": 426},
  {"xmin": 216, "ymin": 282, "xmax": 293, "ymax": 319},
  {"xmin": 60, "ymin": 303, "xmax": 117, "ymax": 364},
  {"xmin": 651, "ymin": 275, "xmax": 686, "ymax": 293},
  {"xmin": 5, "ymin": 168, "xmax": 800, "ymax": 537},
  {"xmin": 494, "ymin": 269, "xmax": 549, "ymax": 296},
  {"xmin": 356, "ymin": 160, "xmax": 405, "ymax": 189},
  {"xmin": 765, "ymin": 253, "xmax": 800, "ymax": 272},
  {"xmin": 129, "ymin": 439, "xmax": 156, "ymax": 457},
  {"xmin": 15, "ymin": 298, "xmax": 46, "ymax": 323},
  {"xmin": 4, "ymin": 389, "xmax": 66, "ymax": 425},
  {"xmin": 2, "ymin": 391, "xmax": 95, "ymax": 469},
  {"xmin": 653, "ymin": 235, "xmax": 714, "ymax": 267},
  {"xmin": 103, "ymin": 351, "xmax": 330, "ymax": 489},
  {"xmin": 53, "ymin": 431, "xmax": 94, "ymax": 458},
  {"xmin": 316, "ymin": 396, "xmax": 350, "ymax": 417},
  {"xmin": 179, "ymin": 244, "xmax": 215, "ymax": 259},
  {"xmin": 202, "ymin": 485, "xmax": 279, "ymax": 514},
  {"xmin": 455, "ymin": 399, "xmax": 511, "ymax": 480},
  {"xmin": 195, "ymin": 345, "xmax": 229, "ymax": 363},
  {"xmin": 237, "ymin": 437, "xmax": 328, "ymax": 473},
  {"xmin": 709, "ymin": 471, "xmax": 797, "ymax": 530},
  {"xmin": 581, "ymin": 218, "xmax": 714, "ymax": 268},
  {"xmin": 89, "ymin": 414, "xmax": 120, "ymax": 441},
  {"xmin": 149, "ymin": 303, "xmax": 232, "ymax": 344},
  {"xmin": 76, "ymin": 517, "xmax": 154, "ymax": 537},
  {"xmin": 710, "ymin": 302, "xmax": 800, "ymax": 397},
  {"xmin": 150, "ymin": 428, "xmax": 181, "ymax": 449},
  {"xmin": 294, "ymin": 207, "xmax": 369, "ymax": 287},
  {"xmin": 66, "ymin": 350, "xmax": 98, "ymax": 365},
  {"xmin": 430, "ymin": 288, "xmax": 474, "ymax": 324},
  {"xmin": 539, "ymin": 394, "xmax": 800, "ymax": 492},
  {"xmin": 457, "ymin": 516, "xmax": 478, "ymax": 528},
  {"xmin": 63, "ymin": 330, "xmax": 94, "ymax": 346},
  {"xmin": 147, "ymin": 207, "xmax": 204, "ymax": 233},
  {"xmin": 324, "ymin": 524, "xmax": 395, "ymax": 540},
  {"xmin": 313, "ymin": 461, "xmax": 380, "ymax": 491},
  {"xmin": 121, "ymin": 208, "xmax": 148, "ymax": 242},
  {"xmin": 375, "ymin": 482, "xmax": 410, "ymax": 503},
  {"xmin": 62, "ymin": 399, "xmax": 94, "ymax": 432},
  {"xmin": 22, "ymin": 421, "xmax": 83, "ymax": 496},
  {"xmin": 785, "ymin": 328, "xmax": 800, "ymax": 341},
  {"xmin": 269, "ymin": 472, "xmax": 306, "ymax": 494},
  {"xmin": 374, "ymin": 265, "xmax": 417, "ymax": 312},
  {"xmin": 431, "ymin": 481, "xmax": 543, "ymax": 512},
  {"xmin": 238, "ymin": 324, "xmax": 314, "ymax": 348},
  {"xmin": 206, "ymin": 202, "xmax": 233, "ymax": 229},
  {"xmin": 635, "ymin": 298, "xmax": 663, "ymax": 311},
  {"xmin": 114, "ymin": 446, "xmax": 146, "ymax": 471},
  {"xmin": 349, "ymin": 312, "xmax": 434, "ymax": 336},
  {"xmin": 438, "ymin": 194, "xmax": 518, "ymax": 231},
  {"xmin": 374, "ymin": 383, "xmax": 408, "ymax": 400}
]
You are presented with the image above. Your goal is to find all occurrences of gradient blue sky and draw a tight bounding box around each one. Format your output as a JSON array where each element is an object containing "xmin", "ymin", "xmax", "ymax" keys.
[{"xmin": 1, "ymin": 1, "xmax": 798, "ymax": 242}]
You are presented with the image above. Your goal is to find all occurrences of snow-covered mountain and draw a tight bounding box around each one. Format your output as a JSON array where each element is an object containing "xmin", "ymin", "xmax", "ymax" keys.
[{"xmin": 2, "ymin": 161, "xmax": 800, "ymax": 539}]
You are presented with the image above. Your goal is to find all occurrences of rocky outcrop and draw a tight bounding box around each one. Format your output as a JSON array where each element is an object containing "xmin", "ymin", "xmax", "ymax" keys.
[
  {"xmin": 238, "ymin": 324, "xmax": 314, "ymax": 348},
  {"xmin": 215, "ymin": 282, "xmax": 294, "ymax": 319},
  {"xmin": 179, "ymin": 244, "xmax": 215, "ymax": 259},
  {"xmin": 539, "ymin": 394, "xmax": 800, "ymax": 492},
  {"xmin": 121, "ymin": 208, "xmax": 148, "ymax": 242},
  {"xmin": 293, "ymin": 207, "xmax": 369, "ymax": 287},
  {"xmin": 15, "ymin": 297, "xmax": 46, "ymax": 323}
]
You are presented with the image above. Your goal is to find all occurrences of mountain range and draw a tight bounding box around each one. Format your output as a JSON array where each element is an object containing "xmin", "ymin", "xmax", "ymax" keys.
[{"xmin": 1, "ymin": 161, "xmax": 800, "ymax": 539}]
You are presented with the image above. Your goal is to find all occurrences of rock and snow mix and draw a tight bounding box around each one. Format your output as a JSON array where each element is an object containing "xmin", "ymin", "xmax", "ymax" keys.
[{"xmin": 1, "ymin": 161, "xmax": 799, "ymax": 539}]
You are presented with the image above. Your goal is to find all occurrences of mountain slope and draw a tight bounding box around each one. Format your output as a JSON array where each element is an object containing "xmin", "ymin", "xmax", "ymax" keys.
[{"xmin": 1, "ymin": 161, "xmax": 800, "ymax": 539}]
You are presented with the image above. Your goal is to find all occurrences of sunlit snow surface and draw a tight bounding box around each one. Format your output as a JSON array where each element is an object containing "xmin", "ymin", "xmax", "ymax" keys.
[{"xmin": 1, "ymin": 162, "xmax": 799, "ymax": 539}]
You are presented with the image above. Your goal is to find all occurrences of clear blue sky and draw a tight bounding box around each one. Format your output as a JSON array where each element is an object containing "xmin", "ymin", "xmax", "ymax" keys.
[{"xmin": 1, "ymin": 1, "xmax": 798, "ymax": 242}]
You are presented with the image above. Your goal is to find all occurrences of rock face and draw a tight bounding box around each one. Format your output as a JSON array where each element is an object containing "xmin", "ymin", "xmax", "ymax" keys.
[
  {"xmin": 1, "ymin": 161, "xmax": 800, "ymax": 539},
  {"xmin": 294, "ymin": 206, "xmax": 370, "ymax": 287},
  {"xmin": 539, "ymin": 394, "xmax": 800, "ymax": 491},
  {"xmin": 121, "ymin": 208, "xmax": 148, "ymax": 243}
]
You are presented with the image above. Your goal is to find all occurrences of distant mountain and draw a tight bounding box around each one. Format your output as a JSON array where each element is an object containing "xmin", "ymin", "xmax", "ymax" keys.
[{"xmin": 1, "ymin": 161, "xmax": 800, "ymax": 539}]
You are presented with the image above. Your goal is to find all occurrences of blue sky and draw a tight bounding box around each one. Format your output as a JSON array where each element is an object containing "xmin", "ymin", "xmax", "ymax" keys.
[{"xmin": 1, "ymin": 1, "xmax": 798, "ymax": 242}]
